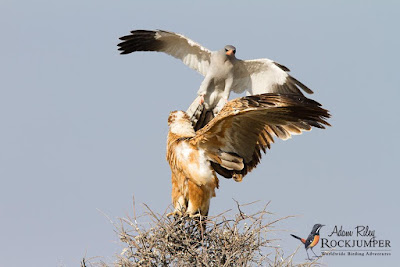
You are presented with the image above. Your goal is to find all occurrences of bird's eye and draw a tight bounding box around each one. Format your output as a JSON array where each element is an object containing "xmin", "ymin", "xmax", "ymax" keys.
[
  {"xmin": 225, "ymin": 48, "xmax": 229, "ymax": 52},
  {"xmin": 233, "ymin": 50, "xmax": 236, "ymax": 54}
]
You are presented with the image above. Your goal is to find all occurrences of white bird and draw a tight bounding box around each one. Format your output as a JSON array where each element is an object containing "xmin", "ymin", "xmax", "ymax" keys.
[{"xmin": 118, "ymin": 29, "xmax": 314, "ymax": 129}]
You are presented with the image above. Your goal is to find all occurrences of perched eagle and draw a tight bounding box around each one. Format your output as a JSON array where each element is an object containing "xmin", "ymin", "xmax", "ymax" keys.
[
  {"xmin": 166, "ymin": 93, "xmax": 330, "ymax": 217},
  {"xmin": 118, "ymin": 30, "xmax": 313, "ymax": 130}
]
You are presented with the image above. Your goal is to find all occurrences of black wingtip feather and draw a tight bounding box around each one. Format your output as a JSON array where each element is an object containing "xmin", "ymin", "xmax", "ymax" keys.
[
  {"xmin": 273, "ymin": 61, "xmax": 291, "ymax": 72},
  {"xmin": 289, "ymin": 76, "xmax": 314, "ymax": 94},
  {"xmin": 117, "ymin": 30, "xmax": 162, "ymax": 55}
]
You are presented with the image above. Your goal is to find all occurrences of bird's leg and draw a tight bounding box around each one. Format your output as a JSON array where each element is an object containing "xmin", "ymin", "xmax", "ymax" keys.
[
  {"xmin": 167, "ymin": 200, "xmax": 186, "ymax": 218},
  {"xmin": 214, "ymin": 97, "xmax": 228, "ymax": 113},
  {"xmin": 197, "ymin": 76, "xmax": 212, "ymax": 108},
  {"xmin": 186, "ymin": 180, "xmax": 205, "ymax": 216},
  {"xmin": 213, "ymin": 78, "xmax": 233, "ymax": 114},
  {"xmin": 306, "ymin": 249, "xmax": 312, "ymax": 261},
  {"xmin": 213, "ymin": 93, "xmax": 229, "ymax": 114},
  {"xmin": 310, "ymin": 247, "xmax": 321, "ymax": 258},
  {"xmin": 199, "ymin": 94, "xmax": 205, "ymax": 105},
  {"xmin": 170, "ymin": 181, "xmax": 187, "ymax": 218},
  {"xmin": 186, "ymin": 179, "xmax": 214, "ymax": 219}
]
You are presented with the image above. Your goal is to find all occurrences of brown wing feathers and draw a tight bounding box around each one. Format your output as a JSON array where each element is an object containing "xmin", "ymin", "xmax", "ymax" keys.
[{"xmin": 199, "ymin": 94, "xmax": 330, "ymax": 180}]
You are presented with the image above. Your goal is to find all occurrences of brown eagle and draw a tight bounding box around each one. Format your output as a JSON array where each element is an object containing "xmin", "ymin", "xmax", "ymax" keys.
[{"xmin": 166, "ymin": 93, "xmax": 330, "ymax": 217}]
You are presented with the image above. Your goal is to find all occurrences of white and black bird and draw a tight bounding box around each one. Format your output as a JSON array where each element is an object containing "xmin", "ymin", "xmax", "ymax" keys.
[{"xmin": 118, "ymin": 29, "xmax": 314, "ymax": 130}]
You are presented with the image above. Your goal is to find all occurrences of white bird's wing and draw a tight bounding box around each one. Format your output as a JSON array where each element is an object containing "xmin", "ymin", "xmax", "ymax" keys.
[
  {"xmin": 118, "ymin": 30, "xmax": 212, "ymax": 76},
  {"xmin": 232, "ymin": 59, "xmax": 314, "ymax": 96},
  {"xmin": 191, "ymin": 94, "xmax": 330, "ymax": 179}
]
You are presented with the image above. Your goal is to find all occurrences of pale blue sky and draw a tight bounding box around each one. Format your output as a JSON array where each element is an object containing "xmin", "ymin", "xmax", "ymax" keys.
[{"xmin": 0, "ymin": 1, "xmax": 399, "ymax": 266}]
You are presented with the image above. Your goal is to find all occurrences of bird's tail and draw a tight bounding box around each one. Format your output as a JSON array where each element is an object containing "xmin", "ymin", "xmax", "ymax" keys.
[
  {"xmin": 291, "ymin": 234, "xmax": 306, "ymax": 244},
  {"xmin": 186, "ymin": 95, "xmax": 215, "ymax": 131},
  {"xmin": 291, "ymin": 234, "xmax": 302, "ymax": 240}
]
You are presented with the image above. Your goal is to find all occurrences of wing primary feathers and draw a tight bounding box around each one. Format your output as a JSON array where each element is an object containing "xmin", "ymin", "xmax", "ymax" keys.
[
  {"xmin": 118, "ymin": 30, "xmax": 163, "ymax": 54},
  {"xmin": 273, "ymin": 61, "xmax": 291, "ymax": 72},
  {"xmin": 118, "ymin": 29, "xmax": 212, "ymax": 76},
  {"xmin": 195, "ymin": 93, "xmax": 330, "ymax": 180},
  {"xmin": 288, "ymin": 76, "xmax": 314, "ymax": 94}
]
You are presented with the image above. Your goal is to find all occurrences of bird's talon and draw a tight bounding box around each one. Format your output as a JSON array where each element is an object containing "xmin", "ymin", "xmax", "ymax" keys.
[
  {"xmin": 167, "ymin": 210, "xmax": 183, "ymax": 217},
  {"xmin": 188, "ymin": 213, "xmax": 202, "ymax": 219},
  {"xmin": 199, "ymin": 95, "xmax": 205, "ymax": 105}
]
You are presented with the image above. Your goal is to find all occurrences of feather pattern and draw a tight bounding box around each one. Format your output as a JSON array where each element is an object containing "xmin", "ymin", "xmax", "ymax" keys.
[
  {"xmin": 166, "ymin": 94, "xmax": 330, "ymax": 216},
  {"xmin": 118, "ymin": 30, "xmax": 211, "ymax": 76},
  {"xmin": 118, "ymin": 29, "xmax": 315, "ymax": 131}
]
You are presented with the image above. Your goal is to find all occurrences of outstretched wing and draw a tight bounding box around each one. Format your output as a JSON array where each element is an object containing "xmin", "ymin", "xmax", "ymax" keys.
[
  {"xmin": 191, "ymin": 94, "xmax": 330, "ymax": 179},
  {"xmin": 232, "ymin": 59, "xmax": 314, "ymax": 96},
  {"xmin": 118, "ymin": 29, "xmax": 212, "ymax": 76}
]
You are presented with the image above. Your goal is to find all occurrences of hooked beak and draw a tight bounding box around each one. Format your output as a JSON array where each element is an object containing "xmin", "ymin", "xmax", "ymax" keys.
[{"xmin": 226, "ymin": 49, "xmax": 234, "ymax": 56}]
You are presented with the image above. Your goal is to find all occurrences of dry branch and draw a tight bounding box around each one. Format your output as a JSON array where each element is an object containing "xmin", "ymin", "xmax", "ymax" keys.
[{"xmin": 99, "ymin": 201, "xmax": 322, "ymax": 267}]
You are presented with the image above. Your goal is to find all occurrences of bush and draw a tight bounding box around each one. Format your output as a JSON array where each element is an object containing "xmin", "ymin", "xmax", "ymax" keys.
[{"xmin": 83, "ymin": 201, "xmax": 321, "ymax": 266}]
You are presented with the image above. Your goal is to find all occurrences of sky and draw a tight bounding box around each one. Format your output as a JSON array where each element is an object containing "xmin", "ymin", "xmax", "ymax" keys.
[{"xmin": 0, "ymin": 1, "xmax": 399, "ymax": 266}]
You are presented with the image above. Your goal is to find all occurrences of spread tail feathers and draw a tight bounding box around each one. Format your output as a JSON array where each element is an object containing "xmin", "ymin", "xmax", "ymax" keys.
[{"xmin": 186, "ymin": 96, "xmax": 215, "ymax": 131}]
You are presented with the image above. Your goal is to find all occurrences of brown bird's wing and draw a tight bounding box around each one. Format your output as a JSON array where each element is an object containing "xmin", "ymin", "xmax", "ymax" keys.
[
  {"xmin": 191, "ymin": 94, "xmax": 330, "ymax": 179},
  {"xmin": 118, "ymin": 29, "xmax": 211, "ymax": 76}
]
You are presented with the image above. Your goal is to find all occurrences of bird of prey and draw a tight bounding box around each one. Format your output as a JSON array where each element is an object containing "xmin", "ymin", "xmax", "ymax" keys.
[
  {"xmin": 118, "ymin": 30, "xmax": 314, "ymax": 130},
  {"xmin": 166, "ymin": 94, "xmax": 330, "ymax": 217},
  {"xmin": 291, "ymin": 224, "xmax": 325, "ymax": 260}
]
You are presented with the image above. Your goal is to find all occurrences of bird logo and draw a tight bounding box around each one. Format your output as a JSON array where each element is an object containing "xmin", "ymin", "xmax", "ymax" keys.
[{"xmin": 291, "ymin": 224, "xmax": 324, "ymax": 260}]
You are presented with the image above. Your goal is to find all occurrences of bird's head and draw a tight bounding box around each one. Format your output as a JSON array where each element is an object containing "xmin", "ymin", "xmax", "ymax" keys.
[
  {"xmin": 168, "ymin": 111, "xmax": 195, "ymax": 136},
  {"xmin": 224, "ymin": 45, "xmax": 236, "ymax": 57},
  {"xmin": 312, "ymin": 224, "xmax": 325, "ymax": 234},
  {"xmin": 168, "ymin": 110, "xmax": 190, "ymax": 125}
]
